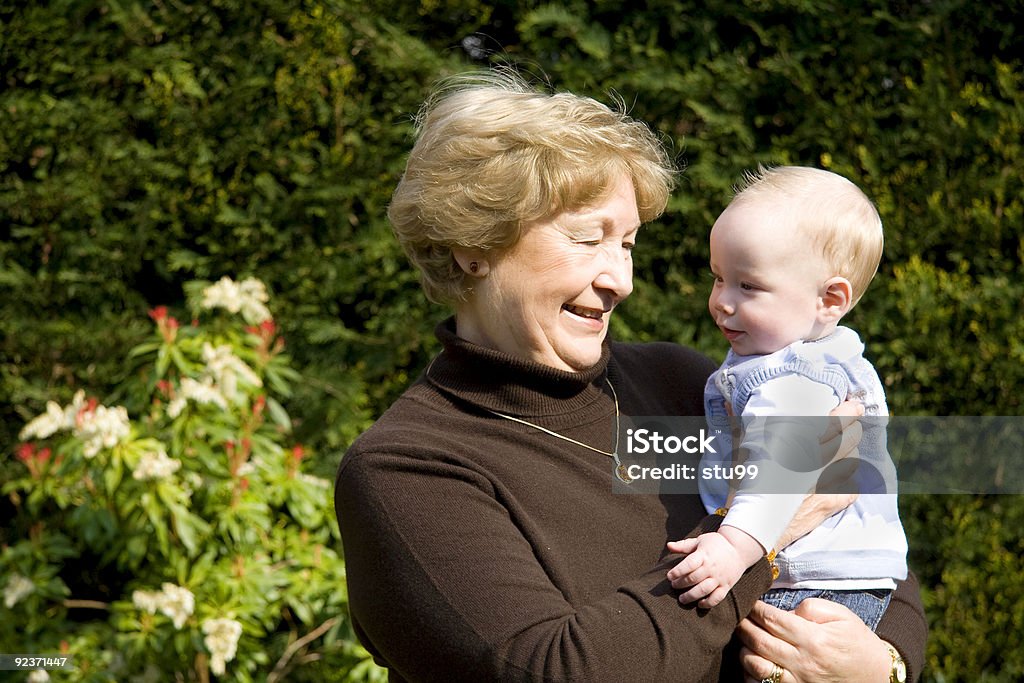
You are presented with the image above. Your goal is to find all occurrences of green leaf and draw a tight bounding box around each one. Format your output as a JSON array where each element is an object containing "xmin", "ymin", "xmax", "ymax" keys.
[{"xmin": 266, "ymin": 397, "xmax": 292, "ymax": 432}]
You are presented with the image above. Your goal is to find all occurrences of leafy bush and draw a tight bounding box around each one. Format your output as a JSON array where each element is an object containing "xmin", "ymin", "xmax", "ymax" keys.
[
  {"xmin": 1, "ymin": 277, "xmax": 383, "ymax": 681},
  {"xmin": 0, "ymin": 0, "xmax": 457, "ymax": 457}
]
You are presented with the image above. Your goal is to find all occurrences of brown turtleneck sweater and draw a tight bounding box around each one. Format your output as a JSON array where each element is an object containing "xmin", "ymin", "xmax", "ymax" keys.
[{"xmin": 335, "ymin": 319, "xmax": 925, "ymax": 682}]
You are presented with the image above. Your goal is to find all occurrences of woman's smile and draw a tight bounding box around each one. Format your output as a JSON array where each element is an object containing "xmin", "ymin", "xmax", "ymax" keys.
[
  {"xmin": 562, "ymin": 303, "xmax": 608, "ymax": 324},
  {"xmin": 456, "ymin": 174, "xmax": 639, "ymax": 372}
]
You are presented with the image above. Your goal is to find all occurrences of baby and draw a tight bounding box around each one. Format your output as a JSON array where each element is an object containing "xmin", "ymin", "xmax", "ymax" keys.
[{"xmin": 667, "ymin": 166, "xmax": 907, "ymax": 630}]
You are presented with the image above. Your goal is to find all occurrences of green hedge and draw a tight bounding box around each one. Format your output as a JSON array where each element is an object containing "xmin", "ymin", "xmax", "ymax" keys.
[{"xmin": 2, "ymin": 1, "xmax": 1022, "ymax": 680}]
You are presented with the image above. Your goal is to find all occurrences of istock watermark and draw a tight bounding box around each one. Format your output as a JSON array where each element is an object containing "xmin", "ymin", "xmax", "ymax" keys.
[
  {"xmin": 611, "ymin": 415, "xmax": 1024, "ymax": 495},
  {"xmin": 621, "ymin": 462, "xmax": 760, "ymax": 482},
  {"xmin": 625, "ymin": 427, "xmax": 718, "ymax": 454}
]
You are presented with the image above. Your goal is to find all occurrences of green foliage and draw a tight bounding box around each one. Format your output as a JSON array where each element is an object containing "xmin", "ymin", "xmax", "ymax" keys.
[
  {"xmin": 0, "ymin": 0, "xmax": 459, "ymax": 460},
  {"xmin": 2, "ymin": 278, "xmax": 382, "ymax": 680},
  {"xmin": 3, "ymin": 0, "xmax": 1023, "ymax": 680},
  {"xmin": 903, "ymin": 495, "xmax": 1024, "ymax": 682}
]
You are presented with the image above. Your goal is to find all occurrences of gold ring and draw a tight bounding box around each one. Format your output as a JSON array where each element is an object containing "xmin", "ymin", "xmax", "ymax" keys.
[{"xmin": 761, "ymin": 663, "xmax": 784, "ymax": 683}]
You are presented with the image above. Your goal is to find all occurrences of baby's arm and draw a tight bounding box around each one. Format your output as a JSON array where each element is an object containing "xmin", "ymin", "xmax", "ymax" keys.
[
  {"xmin": 666, "ymin": 525, "xmax": 765, "ymax": 608},
  {"xmin": 725, "ymin": 375, "xmax": 841, "ymax": 555},
  {"xmin": 670, "ymin": 373, "xmax": 843, "ymax": 608}
]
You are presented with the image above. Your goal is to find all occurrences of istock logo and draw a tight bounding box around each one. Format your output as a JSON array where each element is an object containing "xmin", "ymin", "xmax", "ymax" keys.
[{"xmin": 625, "ymin": 428, "xmax": 718, "ymax": 454}]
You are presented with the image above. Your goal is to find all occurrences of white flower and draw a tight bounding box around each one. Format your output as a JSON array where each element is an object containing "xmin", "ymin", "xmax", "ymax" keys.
[
  {"xmin": 133, "ymin": 448, "xmax": 182, "ymax": 481},
  {"xmin": 65, "ymin": 389, "xmax": 88, "ymax": 423},
  {"xmin": 167, "ymin": 376, "xmax": 229, "ymax": 418},
  {"xmin": 132, "ymin": 584, "xmax": 195, "ymax": 629},
  {"xmin": 237, "ymin": 277, "xmax": 272, "ymax": 324},
  {"xmin": 132, "ymin": 589, "xmax": 161, "ymax": 614},
  {"xmin": 74, "ymin": 404, "xmax": 131, "ymax": 458},
  {"xmin": 202, "ymin": 617, "xmax": 243, "ymax": 675},
  {"xmin": 19, "ymin": 390, "xmax": 90, "ymax": 441},
  {"xmin": 19, "ymin": 391, "xmax": 90, "ymax": 442},
  {"xmin": 166, "ymin": 396, "xmax": 186, "ymax": 419},
  {"xmin": 27, "ymin": 670, "xmax": 50, "ymax": 683},
  {"xmin": 164, "ymin": 343, "xmax": 262, "ymax": 419},
  {"xmin": 158, "ymin": 583, "xmax": 195, "ymax": 629},
  {"xmin": 201, "ymin": 276, "xmax": 272, "ymax": 324},
  {"xmin": 3, "ymin": 574, "xmax": 34, "ymax": 608},
  {"xmin": 18, "ymin": 401, "xmax": 66, "ymax": 440},
  {"xmin": 202, "ymin": 343, "xmax": 262, "ymax": 401},
  {"xmin": 201, "ymin": 276, "xmax": 244, "ymax": 313}
]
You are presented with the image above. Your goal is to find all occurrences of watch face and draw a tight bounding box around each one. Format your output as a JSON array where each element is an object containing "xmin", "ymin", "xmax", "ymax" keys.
[{"xmin": 896, "ymin": 659, "xmax": 907, "ymax": 683}]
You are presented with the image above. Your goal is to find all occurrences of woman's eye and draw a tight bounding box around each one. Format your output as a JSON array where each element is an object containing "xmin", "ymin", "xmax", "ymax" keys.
[{"xmin": 623, "ymin": 242, "xmax": 635, "ymax": 251}]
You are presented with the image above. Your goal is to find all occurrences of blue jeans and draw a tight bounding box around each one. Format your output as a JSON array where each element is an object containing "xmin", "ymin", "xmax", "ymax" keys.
[{"xmin": 761, "ymin": 588, "xmax": 892, "ymax": 631}]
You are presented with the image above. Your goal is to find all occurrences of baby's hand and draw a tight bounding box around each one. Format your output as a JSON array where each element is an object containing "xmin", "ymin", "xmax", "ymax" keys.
[{"xmin": 666, "ymin": 532, "xmax": 748, "ymax": 608}]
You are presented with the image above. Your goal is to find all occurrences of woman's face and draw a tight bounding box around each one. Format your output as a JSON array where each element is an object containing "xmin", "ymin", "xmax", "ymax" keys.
[{"xmin": 456, "ymin": 174, "xmax": 639, "ymax": 372}]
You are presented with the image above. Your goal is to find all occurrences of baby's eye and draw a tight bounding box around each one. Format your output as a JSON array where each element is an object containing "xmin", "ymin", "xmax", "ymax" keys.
[
  {"xmin": 622, "ymin": 242, "xmax": 635, "ymax": 251},
  {"xmin": 740, "ymin": 282, "xmax": 757, "ymax": 291}
]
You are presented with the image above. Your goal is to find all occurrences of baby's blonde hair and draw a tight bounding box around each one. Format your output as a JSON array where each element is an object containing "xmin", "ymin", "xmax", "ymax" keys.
[
  {"xmin": 388, "ymin": 69, "xmax": 675, "ymax": 305},
  {"xmin": 730, "ymin": 165, "xmax": 884, "ymax": 306}
]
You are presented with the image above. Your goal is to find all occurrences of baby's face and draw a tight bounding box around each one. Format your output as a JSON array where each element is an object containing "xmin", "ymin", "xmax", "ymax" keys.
[{"xmin": 708, "ymin": 202, "xmax": 832, "ymax": 356}]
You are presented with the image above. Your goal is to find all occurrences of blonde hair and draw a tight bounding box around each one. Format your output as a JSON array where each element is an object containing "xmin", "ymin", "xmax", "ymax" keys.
[
  {"xmin": 387, "ymin": 69, "xmax": 676, "ymax": 305},
  {"xmin": 730, "ymin": 165, "xmax": 884, "ymax": 306}
]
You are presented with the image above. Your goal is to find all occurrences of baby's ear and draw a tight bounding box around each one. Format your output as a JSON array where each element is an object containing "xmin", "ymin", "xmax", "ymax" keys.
[{"xmin": 818, "ymin": 277, "xmax": 853, "ymax": 322}]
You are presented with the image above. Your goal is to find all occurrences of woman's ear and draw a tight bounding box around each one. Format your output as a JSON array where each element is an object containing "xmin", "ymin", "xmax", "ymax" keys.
[
  {"xmin": 452, "ymin": 248, "xmax": 490, "ymax": 277},
  {"xmin": 818, "ymin": 277, "xmax": 853, "ymax": 322}
]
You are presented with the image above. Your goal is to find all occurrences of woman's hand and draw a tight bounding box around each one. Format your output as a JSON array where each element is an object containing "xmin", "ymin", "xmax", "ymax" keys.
[
  {"xmin": 773, "ymin": 400, "xmax": 864, "ymax": 550},
  {"xmin": 737, "ymin": 599, "xmax": 892, "ymax": 682}
]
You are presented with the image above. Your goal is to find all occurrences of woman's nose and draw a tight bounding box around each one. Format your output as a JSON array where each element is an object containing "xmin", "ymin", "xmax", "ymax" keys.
[{"xmin": 593, "ymin": 249, "xmax": 633, "ymax": 299}]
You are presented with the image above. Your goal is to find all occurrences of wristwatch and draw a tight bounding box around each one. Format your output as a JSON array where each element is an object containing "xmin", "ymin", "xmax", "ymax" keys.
[{"xmin": 884, "ymin": 642, "xmax": 907, "ymax": 683}]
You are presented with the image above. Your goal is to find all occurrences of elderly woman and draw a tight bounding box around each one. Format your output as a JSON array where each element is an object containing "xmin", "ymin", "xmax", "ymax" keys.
[{"xmin": 335, "ymin": 70, "xmax": 925, "ymax": 682}]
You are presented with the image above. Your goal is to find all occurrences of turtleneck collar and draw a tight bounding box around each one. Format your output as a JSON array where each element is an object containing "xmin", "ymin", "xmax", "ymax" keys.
[{"xmin": 423, "ymin": 317, "xmax": 612, "ymax": 419}]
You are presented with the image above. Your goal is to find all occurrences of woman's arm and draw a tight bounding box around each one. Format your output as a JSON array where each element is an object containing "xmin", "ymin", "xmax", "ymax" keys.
[
  {"xmin": 735, "ymin": 573, "xmax": 926, "ymax": 682},
  {"xmin": 335, "ymin": 448, "xmax": 772, "ymax": 682}
]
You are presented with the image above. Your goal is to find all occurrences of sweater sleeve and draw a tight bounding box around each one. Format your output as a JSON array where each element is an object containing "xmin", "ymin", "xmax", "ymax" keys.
[
  {"xmin": 875, "ymin": 572, "xmax": 928, "ymax": 682},
  {"xmin": 335, "ymin": 449, "xmax": 773, "ymax": 683},
  {"xmin": 724, "ymin": 374, "xmax": 840, "ymax": 553}
]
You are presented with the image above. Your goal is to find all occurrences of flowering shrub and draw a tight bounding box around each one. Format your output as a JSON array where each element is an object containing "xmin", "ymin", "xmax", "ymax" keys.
[{"xmin": 2, "ymin": 277, "xmax": 383, "ymax": 682}]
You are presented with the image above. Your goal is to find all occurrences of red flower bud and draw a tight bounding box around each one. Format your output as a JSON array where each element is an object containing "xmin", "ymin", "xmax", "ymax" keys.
[
  {"xmin": 16, "ymin": 443, "xmax": 34, "ymax": 463},
  {"xmin": 76, "ymin": 398, "xmax": 98, "ymax": 427}
]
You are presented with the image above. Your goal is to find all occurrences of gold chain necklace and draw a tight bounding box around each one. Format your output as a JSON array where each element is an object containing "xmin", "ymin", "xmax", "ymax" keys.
[{"xmin": 484, "ymin": 378, "xmax": 633, "ymax": 484}]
